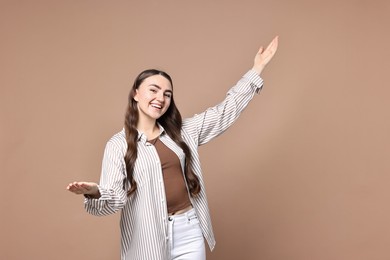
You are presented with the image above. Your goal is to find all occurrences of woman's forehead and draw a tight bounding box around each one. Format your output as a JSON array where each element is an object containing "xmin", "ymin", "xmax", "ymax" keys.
[{"xmin": 142, "ymin": 75, "xmax": 173, "ymax": 90}]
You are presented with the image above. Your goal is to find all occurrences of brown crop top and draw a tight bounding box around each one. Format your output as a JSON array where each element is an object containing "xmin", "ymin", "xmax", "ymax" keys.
[{"xmin": 149, "ymin": 137, "xmax": 192, "ymax": 214}]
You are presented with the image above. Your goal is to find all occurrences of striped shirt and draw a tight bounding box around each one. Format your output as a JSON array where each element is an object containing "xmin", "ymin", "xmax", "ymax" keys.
[{"xmin": 84, "ymin": 70, "xmax": 264, "ymax": 260}]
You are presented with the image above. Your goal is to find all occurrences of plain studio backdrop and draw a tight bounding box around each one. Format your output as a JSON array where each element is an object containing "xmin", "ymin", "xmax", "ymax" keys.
[{"xmin": 1, "ymin": 0, "xmax": 390, "ymax": 259}]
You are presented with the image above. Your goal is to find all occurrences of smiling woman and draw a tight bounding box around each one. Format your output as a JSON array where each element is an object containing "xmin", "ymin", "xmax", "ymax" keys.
[
  {"xmin": 66, "ymin": 37, "xmax": 278, "ymax": 260},
  {"xmin": 134, "ymin": 74, "xmax": 173, "ymax": 126}
]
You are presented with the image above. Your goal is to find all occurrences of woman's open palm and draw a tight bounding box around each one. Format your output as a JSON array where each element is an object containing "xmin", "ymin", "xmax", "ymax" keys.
[
  {"xmin": 67, "ymin": 181, "xmax": 99, "ymax": 197},
  {"xmin": 252, "ymin": 36, "xmax": 279, "ymax": 75}
]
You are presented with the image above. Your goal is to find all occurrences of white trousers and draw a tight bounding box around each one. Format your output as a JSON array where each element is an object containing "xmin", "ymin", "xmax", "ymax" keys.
[{"xmin": 167, "ymin": 208, "xmax": 206, "ymax": 260}]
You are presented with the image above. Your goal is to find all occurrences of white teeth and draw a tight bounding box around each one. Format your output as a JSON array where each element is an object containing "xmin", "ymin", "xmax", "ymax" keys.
[{"xmin": 151, "ymin": 104, "xmax": 162, "ymax": 109}]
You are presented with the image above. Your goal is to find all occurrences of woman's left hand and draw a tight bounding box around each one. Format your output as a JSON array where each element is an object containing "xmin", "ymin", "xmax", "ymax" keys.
[
  {"xmin": 252, "ymin": 36, "xmax": 279, "ymax": 75},
  {"xmin": 66, "ymin": 181, "xmax": 101, "ymax": 198}
]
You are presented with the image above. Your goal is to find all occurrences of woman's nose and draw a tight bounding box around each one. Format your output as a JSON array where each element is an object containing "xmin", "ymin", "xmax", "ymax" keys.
[{"xmin": 156, "ymin": 92, "xmax": 164, "ymax": 101}]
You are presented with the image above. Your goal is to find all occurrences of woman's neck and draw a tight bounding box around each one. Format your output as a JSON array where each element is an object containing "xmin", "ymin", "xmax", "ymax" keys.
[{"xmin": 137, "ymin": 118, "xmax": 159, "ymax": 140}]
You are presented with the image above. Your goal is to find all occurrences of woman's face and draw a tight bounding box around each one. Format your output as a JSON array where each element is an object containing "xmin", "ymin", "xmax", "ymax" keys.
[{"xmin": 134, "ymin": 74, "xmax": 173, "ymax": 122}]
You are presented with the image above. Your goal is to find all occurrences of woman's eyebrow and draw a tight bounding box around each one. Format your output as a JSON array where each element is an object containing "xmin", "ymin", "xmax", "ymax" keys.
[
  {"xmin": 149, "ymin": 84, "xmax": 172, "ymax": 93},
  {"xmin": 148, "ymin": 84, "xmax": 160, "ymax": 88}
]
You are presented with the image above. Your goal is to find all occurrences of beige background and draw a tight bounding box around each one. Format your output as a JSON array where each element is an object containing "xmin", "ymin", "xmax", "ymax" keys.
[{"xmin": 1, "ymin": 0, "xmax": 390, "ymax": 259}]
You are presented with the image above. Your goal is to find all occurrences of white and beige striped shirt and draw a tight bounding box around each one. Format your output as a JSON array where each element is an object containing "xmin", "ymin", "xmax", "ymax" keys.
[{"xmin": 84, "ymin": 70, "xmax": 264, "ymax": 260}]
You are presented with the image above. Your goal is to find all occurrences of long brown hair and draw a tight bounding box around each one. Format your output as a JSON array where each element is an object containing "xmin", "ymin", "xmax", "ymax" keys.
[{"xmin": 124, "ymin": 69, "xmax": 200, "ymax": 197}]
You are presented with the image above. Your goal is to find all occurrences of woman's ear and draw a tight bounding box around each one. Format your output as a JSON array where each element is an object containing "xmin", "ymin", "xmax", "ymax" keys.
[{"xmin": 133, "ymin": 90, "xmax": 139, "ymax": 102}]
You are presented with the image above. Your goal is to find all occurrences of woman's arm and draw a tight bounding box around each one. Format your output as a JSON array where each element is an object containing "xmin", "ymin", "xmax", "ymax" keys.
[
  {"xmin": 183, "ymin": 37, "xmax": 279, "ymax": 145},
  {"xmin": 67, "ymin": 140, "xmax": 128, "ymax": 216}
]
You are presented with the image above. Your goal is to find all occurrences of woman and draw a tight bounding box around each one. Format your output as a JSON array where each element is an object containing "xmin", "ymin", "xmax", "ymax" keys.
[{"xmin": 67, "ymin": 36, "xmax": 278, "ymax": 260}]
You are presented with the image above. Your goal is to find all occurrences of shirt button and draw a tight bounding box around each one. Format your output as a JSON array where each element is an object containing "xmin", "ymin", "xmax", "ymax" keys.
[{"xmin": 168, "ymin": 217, "xmax": 173, "ymax": 221}]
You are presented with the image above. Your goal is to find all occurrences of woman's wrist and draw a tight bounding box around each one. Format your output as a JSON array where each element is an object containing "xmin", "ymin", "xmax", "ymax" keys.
[
  {"xmin": 85, "ymin": 185, "xmax": 101, "ymax": 199},
  {"xmin": 251, "ymin": 65, "xmax": 264, "ymax": 76}
]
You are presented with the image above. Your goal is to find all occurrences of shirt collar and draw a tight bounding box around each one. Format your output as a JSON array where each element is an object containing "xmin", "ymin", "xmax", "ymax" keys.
[{"xmin": 137, "ymin": 123, "xmax": 166, "ymax": 144}]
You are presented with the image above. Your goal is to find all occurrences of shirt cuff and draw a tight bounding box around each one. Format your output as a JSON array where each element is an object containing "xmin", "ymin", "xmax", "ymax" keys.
[{"xmin": 244, "ymin": 69, "xmax": 264, "ymax": 94}]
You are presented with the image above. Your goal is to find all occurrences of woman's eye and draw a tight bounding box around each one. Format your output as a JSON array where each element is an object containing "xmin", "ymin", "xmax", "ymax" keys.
[
  {"xmin": 150, "ymin": 89, "xmax": 157, "ymax": 93},
  {"xmin": 164, "ymin": 93, "xmax": 172, "ymax": 98}
]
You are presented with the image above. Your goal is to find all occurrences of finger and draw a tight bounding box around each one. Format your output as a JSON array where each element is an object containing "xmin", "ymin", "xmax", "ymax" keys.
[
  {"xmin": 73, "ymin": 183, "xmax": 86, "ymax": 192},
  {"xmin": 266, "ymin": 36, "xmax": 279, "ymax": 53},
  {"xmin": 71, "ymin": 186, "xmax": 87, "ymax": 194},
  {"xmin": 67, "ymin": 183, "xmax": 78, "ymax": 190},
  {"xmin": 262, "ymin": 40, "xmax": 278, "ymax": 61},
  {"xmin": 272, "ymin": 36, "xmax": 279, "ymax": 51},
  {"xmin": 67, "ymin": 186, "xmax": 81, "ymax": 193},
  {"xmin": 80, "ymin": 183, "xmax": 92, "ymax": 191},
  {"xmin": 68, "ymin": 184, "xmax": 81, "ymax": 191}
]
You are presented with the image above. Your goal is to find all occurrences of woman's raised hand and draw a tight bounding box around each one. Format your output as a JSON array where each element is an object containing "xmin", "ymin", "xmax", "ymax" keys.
[
  {"xmin": 66, "ymin": 181, "xmax": 100, "ymax": 198},
  {"xmin": 252, "ymin": 36, "xmax": 279, "ymax": 75}
]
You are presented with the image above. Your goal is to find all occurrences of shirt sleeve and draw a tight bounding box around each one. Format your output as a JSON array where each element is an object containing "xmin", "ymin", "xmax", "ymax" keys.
[
  {"xmin": 182, "ymin": 69, "xmax": 264, "ymax": 146},
  {"xmin": 84, "ymin": 140, "xmax": 128, "ymax": 216}
]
